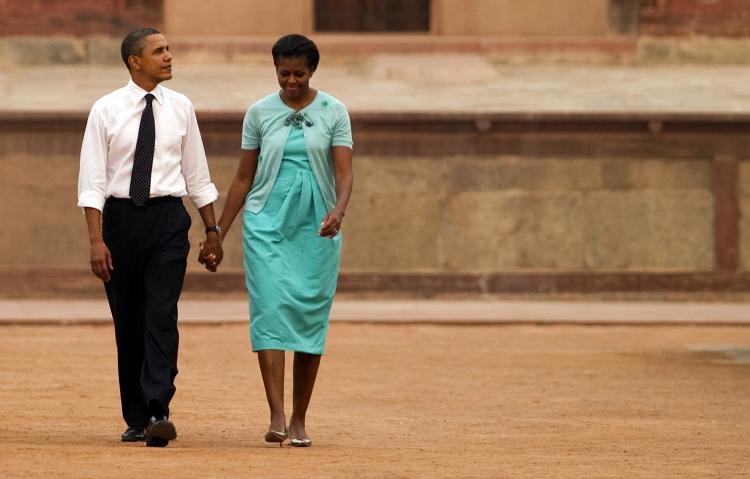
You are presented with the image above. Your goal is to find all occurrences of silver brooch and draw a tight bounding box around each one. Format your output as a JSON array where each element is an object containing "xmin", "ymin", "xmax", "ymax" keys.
[{"xmin": 285, "ymin": 111, "xmax": 313, "ymax": 129}]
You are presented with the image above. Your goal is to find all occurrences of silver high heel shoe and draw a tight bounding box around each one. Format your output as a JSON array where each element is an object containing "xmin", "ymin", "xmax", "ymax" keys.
[
  {"xmin": 289, "ymin": 426, "xmax": 312, "ymax": 447},
  {"xmin": 264, "ymin": 427, "xmax": 289, "ymax": 447},
  {"xmin": 289, "ymin": 436, "xmax": 312, "ymax": 447}
]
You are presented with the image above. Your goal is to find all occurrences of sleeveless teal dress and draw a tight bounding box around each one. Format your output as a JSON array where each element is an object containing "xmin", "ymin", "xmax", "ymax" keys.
[{"xmin": 242, "ymin": 127, "xmax": 341, "ymax": 355}]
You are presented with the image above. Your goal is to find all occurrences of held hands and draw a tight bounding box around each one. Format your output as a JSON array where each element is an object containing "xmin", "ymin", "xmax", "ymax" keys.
[
  {"xmin": 198, "ymin": 234, "xmax": 224, "ymax": 272},
  {"xmin": 90, "ymin": 239, "xmax": 113, "ymax": 282},
  {"xmin": 319, "ymin": 208, "xmax": 344, "ymax": 238}
]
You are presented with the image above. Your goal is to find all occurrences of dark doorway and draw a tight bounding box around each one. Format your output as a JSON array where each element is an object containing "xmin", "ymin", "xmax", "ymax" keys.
[{"xmin": 314, "ymin": 0, "xmax": 431, "ymax": 32}]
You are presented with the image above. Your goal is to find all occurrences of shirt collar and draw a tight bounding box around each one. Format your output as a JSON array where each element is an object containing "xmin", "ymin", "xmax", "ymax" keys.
[{"xmin": 127, "ymin": 79, "xmax": 164, "ymax": 105}]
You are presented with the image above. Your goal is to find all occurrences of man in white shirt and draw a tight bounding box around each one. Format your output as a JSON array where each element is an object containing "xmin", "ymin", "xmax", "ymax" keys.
[{"xmin": 77, "ymin": 28, "xmax": 222, "ymax": 447}]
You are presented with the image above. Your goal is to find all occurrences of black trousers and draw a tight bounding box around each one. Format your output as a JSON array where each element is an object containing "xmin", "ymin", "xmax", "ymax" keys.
[{"xmin": 102, "ymin": 196, "xmax": 191, "ymax": 427}]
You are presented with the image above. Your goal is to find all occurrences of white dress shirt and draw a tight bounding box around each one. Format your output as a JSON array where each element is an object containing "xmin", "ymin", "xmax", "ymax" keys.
[{"xmin": 77, "ymin": 80, "xmax": 219, "ymax": 211}]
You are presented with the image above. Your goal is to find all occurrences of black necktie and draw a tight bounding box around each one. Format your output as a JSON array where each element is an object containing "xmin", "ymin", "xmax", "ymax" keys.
[{"xmin": 130, "ymin": 93, "xmax": 155, "ymax": 206}]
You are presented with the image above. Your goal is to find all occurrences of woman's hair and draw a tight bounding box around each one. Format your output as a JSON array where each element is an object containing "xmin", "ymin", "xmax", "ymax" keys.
[
  {"xmin": 121, "ymin": 27, "xmax": 161, "ymax": 69},
  {"xmin": 271, "ymin": 34, "xmax": 320, "ymax": 71}
]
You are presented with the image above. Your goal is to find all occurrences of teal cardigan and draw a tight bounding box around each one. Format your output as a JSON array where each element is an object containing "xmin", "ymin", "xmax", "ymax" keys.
[{"xmin": 241, "ymin": 90, "xmax": 353, "ymax": 213}]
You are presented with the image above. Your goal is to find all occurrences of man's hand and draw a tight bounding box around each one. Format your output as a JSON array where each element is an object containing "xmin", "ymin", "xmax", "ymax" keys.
[
  {"xmin": 198, "ymin": 234, "xmax": 223, "ymax": 272},
  {"xmin": 90, "ymin": 239, "xmax": 113, "ymax": 282}
]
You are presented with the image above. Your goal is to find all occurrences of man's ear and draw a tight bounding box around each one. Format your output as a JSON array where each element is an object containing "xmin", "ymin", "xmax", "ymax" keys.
[{"xmin": 128, "ymin": 55, "xmax": 140, "ymax": 71}]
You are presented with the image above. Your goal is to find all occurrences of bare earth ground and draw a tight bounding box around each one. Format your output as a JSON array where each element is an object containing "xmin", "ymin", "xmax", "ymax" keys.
[{"xmin": 1, "ymin": 323, "xmax": 750, "ymax": 478}]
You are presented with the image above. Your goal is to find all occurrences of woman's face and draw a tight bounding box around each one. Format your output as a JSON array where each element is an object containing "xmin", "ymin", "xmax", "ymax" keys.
[{"xmin": 276, "ymin": 56, "xmax": 314, "ymax": 100}]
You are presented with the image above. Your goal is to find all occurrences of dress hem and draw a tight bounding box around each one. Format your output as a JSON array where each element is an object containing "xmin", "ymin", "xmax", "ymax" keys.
[{"xmin": 252, "ymin": 343, "xmax": 326, "ymax": 356}]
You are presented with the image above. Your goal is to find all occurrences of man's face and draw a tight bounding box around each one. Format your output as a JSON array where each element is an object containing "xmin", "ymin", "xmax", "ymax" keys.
[{"xmin": 130, "ymin": 34, "xmax": 173, "ymax": 84}]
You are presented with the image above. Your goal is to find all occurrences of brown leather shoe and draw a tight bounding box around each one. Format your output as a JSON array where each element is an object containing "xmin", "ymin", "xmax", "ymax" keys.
[{"xmin": 145, "ymin": 416, "xmax": 177, "ymax": 447}]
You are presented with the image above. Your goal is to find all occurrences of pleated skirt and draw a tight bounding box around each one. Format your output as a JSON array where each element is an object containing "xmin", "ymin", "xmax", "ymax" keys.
[{"xmin": 242, "ymin": 158, "xmax": 341, "ymax": 355}]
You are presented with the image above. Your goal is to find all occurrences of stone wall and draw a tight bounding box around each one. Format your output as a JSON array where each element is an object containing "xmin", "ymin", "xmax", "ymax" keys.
[
  {"xmin": 343, "ymin": 155, "xmax": 713, "ymax": 273},
  {"xmin": 1, "ymin": 112, "xmax": 744, "ymax": 282},
  {"xmin": 163, "ymin": 0, "xmax": 310, "ymax": 37},
  {"xmin": 433, "ymin": 0, "xmax": 621, "ymax": 36},
  {"xmin": 163, "ymin": 0, "xmax": 620, "ymax": 37},
  {"xmin": 641, "ymin": 0, "xmax": 750, "ymax": 37},
  {"xmin": 0, "ymin": 0, "xmax": 163, "ymax": 36},
  {"xmin": 738, "ymin": 162, "xmax": 750, "ymax": 270},
  {"xmin": 8, "ymin": 0, "xmax": 747, "ymax": 40},
  {"xmin": 3, "ymin": 0, "xmax": 750, "ymax": 65},
  {"xmin": 0, "ymin": 152, "xmax": 713, "ymax": 273}
]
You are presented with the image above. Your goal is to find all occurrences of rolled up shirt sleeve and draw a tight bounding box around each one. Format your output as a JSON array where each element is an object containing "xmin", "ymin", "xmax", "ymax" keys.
[
  {"xmin": 181, "ymin": 102, "xmax": 219, "ymax": 209},
  {"xmin": 77, "ymin": 108, "xmax": 108, "ymax": 211}
]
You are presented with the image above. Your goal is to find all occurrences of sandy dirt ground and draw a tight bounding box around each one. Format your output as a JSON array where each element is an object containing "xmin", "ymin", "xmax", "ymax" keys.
[{"xmin": 1, "ymin": 323, "xmax": 750, "ymax": 478}]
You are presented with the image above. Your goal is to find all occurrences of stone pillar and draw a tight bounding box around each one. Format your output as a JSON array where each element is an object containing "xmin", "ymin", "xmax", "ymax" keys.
[{"xmin": 713, "ymin": 154, "xmax": 739, "ymax": 271}]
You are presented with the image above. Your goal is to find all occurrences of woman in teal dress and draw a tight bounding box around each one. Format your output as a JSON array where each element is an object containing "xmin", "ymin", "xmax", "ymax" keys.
[{"xmin": 202, "ymin": 34, "xmax": 353, "ymax": 447}]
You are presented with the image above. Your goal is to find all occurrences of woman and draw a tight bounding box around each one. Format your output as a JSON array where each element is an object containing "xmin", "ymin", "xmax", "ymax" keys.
[{"xmin": 201, "ymin": 34, "xmax": 353, "ymax": 447}]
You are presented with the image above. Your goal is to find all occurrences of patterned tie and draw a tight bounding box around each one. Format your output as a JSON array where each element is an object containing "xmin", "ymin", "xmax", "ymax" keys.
[{"xmin": 129, "ymin": 93, "xmax": 155, "ymax": 206}]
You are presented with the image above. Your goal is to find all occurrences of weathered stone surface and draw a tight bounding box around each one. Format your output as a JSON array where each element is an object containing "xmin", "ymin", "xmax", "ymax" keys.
[
  {"xmin": 672, "ymin": 37, "xmax": 750, "ymax": 64},
  {"xmin": 0, "ymin": 150, "xmax": 720, "ymax": 273},
  {"xmin": 0, "ymin": 2, "xmax": 162, "ymax": 38},
  {"xmin": 334, "ymin": 156, "xmax": 449, "ymax": 271},
  {"xmin": 85, "ymin": 36, "xmax": 122, "ymax": 66},
  {"xmin": 601, "ymin": 158, "xmax": 711, "ymax": 190},
  {"xmin": 738, "ymin": 194, "xmax": 750, "ymax": 271},
  {"xmin": 451, "ymin": 157, "xmax": 603, "ymax": 192},
  {"xmin": 3, "ymin": 184, "xmax": 88, "ymax": 268},
  {"xmin": 636, "ymin": 38, "xmax": 674, "ymax": 63},
  {"xmin": 582, "ymin": 190, "xmax": 713, "ymax": 270},
  {"xmin": 1, "ymin": 154, "xmax": 79, "ymax": 187},
  {"xmin": 440, "ymin": 191, "xmax": 586, "ymax": 271},
  {"xmin": 0, "ymin": 40, "xmax": 9, "ymax": 68},
  {"xmin": 5, "ymin": 37, "xmax": 86, "ymax": 65},
  {"xmin": 635, "ymin": 159, "xmax": 712, "ymax": 189},
  {"xmin": 353, "ymin": 156, "xmax": 451, "ymax": 194},
  {"xmin": 737, "ymin": 162, "xmax": 750, "ymax": 270},
  {"xmin": 341, "ymin": 192, "xmax": 444, "ymax": 271},
  {"xmin": 738, "ymin": 162, "xmax": 750, "ymax": 196},
  {"xmin": 637, "ymin": 37, "xmax": 750, "ymax": 64},
  {"xmin": 1, "ymin": 154, "xmax": 86, "ymax": 268},
  {"xmin": 640, "ymin": 2, "xmax": 750, "ymax": 37},
  {"xmin": 368, "ymin": 55, "xmax": 499, "ymax": 83},
  {"xmin": 449, "ymin": 157, "xmax": 710, "ymax": 193}
]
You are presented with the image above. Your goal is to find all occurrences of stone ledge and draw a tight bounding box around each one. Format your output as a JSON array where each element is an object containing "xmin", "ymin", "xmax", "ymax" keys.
[
  {"xmin": 5, "ymin": 109, "xmax": 750, "ymax": 126},
  {"xmin": 0, "ymin": 34, "xmax": 637, "ymax": 66},
  {"xmin": 638, "ymin": 36, "xmax": 750, "ymax": 64},
  {"xmin": 4, "ymin": 270, "xmax": 750, "ymax": 298},
  {"xmin": 4, "ymin": 35, "xmax": 750, "ymax": 65},
  {"xmin": 3, "ymin": 298, "xmax": 750, "ymax": 325}
]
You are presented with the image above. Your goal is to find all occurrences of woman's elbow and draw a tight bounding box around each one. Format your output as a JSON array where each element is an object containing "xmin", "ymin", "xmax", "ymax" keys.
[{"xmin": 233, "ymin": 174, "xmax": 254, "ymax": 191}]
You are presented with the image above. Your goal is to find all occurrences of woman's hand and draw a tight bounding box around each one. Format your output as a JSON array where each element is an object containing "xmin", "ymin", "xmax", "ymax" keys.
[
  {"xmin": 198, "ymin": 234, "xmax": 223, "ymax": 272},
  {"xmin": 319, "ymin": 208, "xmax": 345, "ymax": 238}
]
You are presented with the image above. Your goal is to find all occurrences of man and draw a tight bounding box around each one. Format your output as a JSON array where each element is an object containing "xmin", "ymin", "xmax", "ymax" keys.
[{"xmin": 77, "ymin": 28, "xmax": 223, "ymax": 447}]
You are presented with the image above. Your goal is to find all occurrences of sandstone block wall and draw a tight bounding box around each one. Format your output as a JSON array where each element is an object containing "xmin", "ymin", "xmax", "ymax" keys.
[
  {"xmin": 0, "ymin": 0, "xmax": 163, "ymax": 36},
  {"xmin": 641, "ymin": 0, "xmax": 750, "ymax": 37},
  {"xmin": 0, "ymin": 114, "xmax": 729, "ymax": 277}
]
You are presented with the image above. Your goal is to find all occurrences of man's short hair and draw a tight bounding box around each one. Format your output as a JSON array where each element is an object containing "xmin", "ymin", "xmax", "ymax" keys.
[
  {"xmin": 271, "ymin": 34, "xmax": 320, "ymax": 71},
  {"xmin": 121, "ymin": 28, "xmax": 161, "ymax": 69}
]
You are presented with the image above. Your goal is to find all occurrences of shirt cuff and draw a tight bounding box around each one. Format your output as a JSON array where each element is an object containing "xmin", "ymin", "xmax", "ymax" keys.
[
  {"xmin": 77, "ymin": 191, "xmax": 105, "ymax": 211},
  {"xmin": 188, "ymin": 183, "xmax": 219, "ymax": 209}
]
